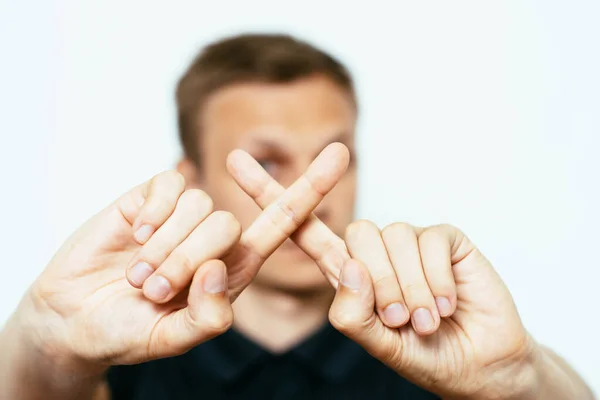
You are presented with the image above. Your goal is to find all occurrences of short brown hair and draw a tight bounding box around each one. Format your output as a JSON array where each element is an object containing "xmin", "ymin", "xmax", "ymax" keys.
[{"xmin": 175, "ymin": 33, "xmax": 356, "ymax": 165}]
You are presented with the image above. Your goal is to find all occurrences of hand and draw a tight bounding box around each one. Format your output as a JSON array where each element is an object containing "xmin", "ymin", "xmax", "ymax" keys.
[
  {"xmin": 331, "ymin": 222, "xmax": 536, "ymax": 399},
  {"xmin": 229, "ymin": 150, "xmax": 538, "ymax": 399},
  {"xmin": 17, "ymin": 143, "xmax": 349, "ymax": 373}
]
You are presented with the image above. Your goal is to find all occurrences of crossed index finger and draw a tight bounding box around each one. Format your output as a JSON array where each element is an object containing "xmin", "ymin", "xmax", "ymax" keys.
[
  {"xmin": 225, "ymin": 143, "xmax": 351, "ymax": 293},
  {"xmin": 223, "ymin": 143, "xmax": 349, "ymax": 299}
]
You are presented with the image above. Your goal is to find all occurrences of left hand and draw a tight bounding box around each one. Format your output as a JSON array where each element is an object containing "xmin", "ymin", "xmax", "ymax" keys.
[
  {"xmin": 228, "ymin": 145, "xmax": 539, "ymax": 399},
  {"xmin": 331, "ymin": 221, "xmax": 537, "ymax": 399}
]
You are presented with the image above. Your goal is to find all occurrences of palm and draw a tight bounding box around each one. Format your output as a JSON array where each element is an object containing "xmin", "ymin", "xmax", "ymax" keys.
[{"xmin": 36, "ymin": 204, "xmax": 184, "ymax": 364}]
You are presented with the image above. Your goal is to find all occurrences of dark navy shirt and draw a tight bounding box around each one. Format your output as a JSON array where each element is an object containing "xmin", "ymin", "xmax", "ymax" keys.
[{"xmin": 107, "ymin": 322, "xmax": 439, "ymax": 399}]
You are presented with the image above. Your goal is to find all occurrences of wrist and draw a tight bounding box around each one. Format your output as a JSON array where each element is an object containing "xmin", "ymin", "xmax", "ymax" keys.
[
  {"xmin": 445, "ymin": 335, "xmax": 593, "ymax": 400},
  {"xmin": 490, "ymin": 342, "xmax": 543, "ymax": 400},
  {"xmin": 525, "ymin": 345, "xmax": 594, "ymax": 400},
  {"xmin": 455, "ymin": 340, "xmax": 586, "ymax": 400},
  {"xmin": 448, "ymin": 335, "xmax": 541, "ymax": 400}
]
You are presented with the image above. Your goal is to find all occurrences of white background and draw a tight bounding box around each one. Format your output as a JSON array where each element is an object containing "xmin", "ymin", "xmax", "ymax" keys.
[{"xmin": 1, "ymin": 0, "xmax": 598, "ymax": 392}]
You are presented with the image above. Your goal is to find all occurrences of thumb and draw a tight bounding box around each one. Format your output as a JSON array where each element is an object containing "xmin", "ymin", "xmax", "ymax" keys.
[
  {"xmin": 329, "ymin": 259, "xmax": 399, "ymax": 364},
  {"xmin": 152, "ymin": 259, "xmax": 233, "ymax": 358}
]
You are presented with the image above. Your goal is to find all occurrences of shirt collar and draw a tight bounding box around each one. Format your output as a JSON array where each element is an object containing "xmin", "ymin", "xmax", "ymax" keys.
[
  {"xmin": 290, "ymin": 322, "xmax": 364, "ymax": 381},
  {"xmin": 183, "ymin": 322, "xmax": 364, "ymax": 383},
  {"xmin": 188, "ymin": 326, "xmax": 266, "ymax": 382}
]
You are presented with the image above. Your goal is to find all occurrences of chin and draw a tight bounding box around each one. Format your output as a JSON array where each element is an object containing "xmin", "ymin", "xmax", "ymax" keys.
[{"xmin": 254, "ymin": 253, "xmax": 332, "ymax": 293}]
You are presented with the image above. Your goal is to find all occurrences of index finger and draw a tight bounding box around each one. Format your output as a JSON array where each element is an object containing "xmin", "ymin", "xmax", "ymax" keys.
[
  {"xmin": 226, "ymin": 142, "xmax": 351, "ymax": 289},
  {"xmin": 115, "ymin": 170, "xmax": 186, "ymax": 244}
]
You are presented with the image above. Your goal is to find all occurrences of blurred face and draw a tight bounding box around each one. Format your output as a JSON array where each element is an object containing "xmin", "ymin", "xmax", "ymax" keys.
[{"xmin": 179, "ymin": 74, "xmax": 357, "ymax": 292}]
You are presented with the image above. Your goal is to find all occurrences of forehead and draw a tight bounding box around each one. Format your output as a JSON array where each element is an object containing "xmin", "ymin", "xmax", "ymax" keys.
[{"xmin": 201, "ymin": 75, "xmax": 356, "ymax": 152}]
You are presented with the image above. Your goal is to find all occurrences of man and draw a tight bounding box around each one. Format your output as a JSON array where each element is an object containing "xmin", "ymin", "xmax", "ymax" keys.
[{"xmin": 0, "ymin": 34, "xmax": 593, "ymax": 399}]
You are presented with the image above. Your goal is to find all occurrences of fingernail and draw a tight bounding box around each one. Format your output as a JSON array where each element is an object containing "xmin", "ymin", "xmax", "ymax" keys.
[
  {"xmin": 144, "ymin": 275, "xmax": 171, "ymax": 301},
  {"xmin": 436, "ymin": 296, "xmax": 452, "ymax": 317},
  {"xmin": 129, "ymin": 261, "xmax": 154, "ymax": 286},
  {"xmin": 383, "ymin": 303, "xmax": 409, "ymax": 326},
  {"xmin": 134, "ymin": 224, "xmax": 154, "ymax": 244},
  {"xmin": 203, "ymin": 267, "xmax": 227, "ymax": 294},
  {"xmin": 340, "ymin": 261, "xmax": 362, "ymax": 290},
  {"xmin": 412, "ymin": 308, "xmax": 434, "ymax": 332}
]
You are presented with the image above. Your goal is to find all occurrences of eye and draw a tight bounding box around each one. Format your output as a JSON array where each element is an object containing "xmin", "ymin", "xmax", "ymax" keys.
[{"xmin": 256, "ymin": 158, "xmax": 278, "ymax": 175}]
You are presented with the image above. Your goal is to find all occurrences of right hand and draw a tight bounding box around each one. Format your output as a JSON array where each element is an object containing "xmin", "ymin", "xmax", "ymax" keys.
[{"xmin": 17, "ymin": 143, "xmax": 349, "ymax": 372}]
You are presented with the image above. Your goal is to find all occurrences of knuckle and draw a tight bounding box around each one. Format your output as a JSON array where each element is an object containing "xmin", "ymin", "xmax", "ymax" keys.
[
  {"xmin": 164, "ymin": 170, "xmax": 186, "ymax": 189},
  {"xmin": 144, "ymin": 172, "xmax": 185, "ymax": 215},
  {"xmin": 372, "ymin": 274, "xmax": 401, "ymax": 291},
  {"xmin": 401, "ymin": 282, "xmax": 430, "ymax": 304},
  {"xmin": 152, "ymin": 170, "xmax": 185, "ymax": 192},
  {"xmin": 345, "ymin": 219, "xmax": 378, "ymax": 241},
  {"xmin": 436, "ymin": 223, "xmax": 456, "ymax": 231},
  {"xmin": 317, "ymin": 236, "xmax": 348, "ymax": 265},
  {"xmin": 427, "ymin": 223, "xmax": 460, "ymax": 238},
  {"xmin": 418, "ymin": 227, "xmax": 445, "ymax": 244},
  {"xmin": 275, "ymin": 201, "xmax": 303, "ymax": 226},
  {"xmin": 212, "ymin": 211, "xmax": 242, "ymax": 239},
  {"xmin": 372, "ymin": 280, "xmax": 405, "ymax": 307},
  {"xmin": 431, "ymin": 284, "xmax": 456, "ymax": 298},
  {"xmin": 202, "ymin": 307, "xmax": 233, "ymax": 334},
  {"xmin": 171, "ymin": 250, "xmax": 197, "ymax": 275},
  {"xmin": 382, "ymin": 222, "xmax": 413, "ymax": 240},
  {"xmin": 328, "ymin": 307, "xmax": 360, "ymax": 332},
  {"xmin": 182, "ymin": 189, "xmax": 214, "ymax": 215},
  {"xmin": 329, "ymin": 307, "xmax": 377, "ymax": 337}
]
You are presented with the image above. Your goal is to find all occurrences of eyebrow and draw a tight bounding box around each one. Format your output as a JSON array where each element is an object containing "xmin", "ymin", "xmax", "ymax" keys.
[
  {"xmin": 250, "ymin": 131, "xmax": 354, "ymax": 153},
  {"xmin": 328, "ymin": 131, "xmax": 354, "ymax": 145}
]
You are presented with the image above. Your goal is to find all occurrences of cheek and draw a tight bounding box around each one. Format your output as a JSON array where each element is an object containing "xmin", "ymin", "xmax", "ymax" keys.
[
  {"xmin": 338, "ymin": 172, "xmax": 357, "ymax": 201},
  {"xmin": 328, "ymin": 173, "xmax": 357, "ymax": 217}
]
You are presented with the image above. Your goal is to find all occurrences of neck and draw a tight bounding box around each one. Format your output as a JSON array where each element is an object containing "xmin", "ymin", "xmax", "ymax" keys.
[{"xmin": 232, "ymin": 282, "xmax": 334, "ymax": 353}]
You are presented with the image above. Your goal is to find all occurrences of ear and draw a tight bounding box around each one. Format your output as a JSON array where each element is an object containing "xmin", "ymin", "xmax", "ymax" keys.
[{"xmin": 176, "ymin": 158, "xmax": 203, "ymax": 189}]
